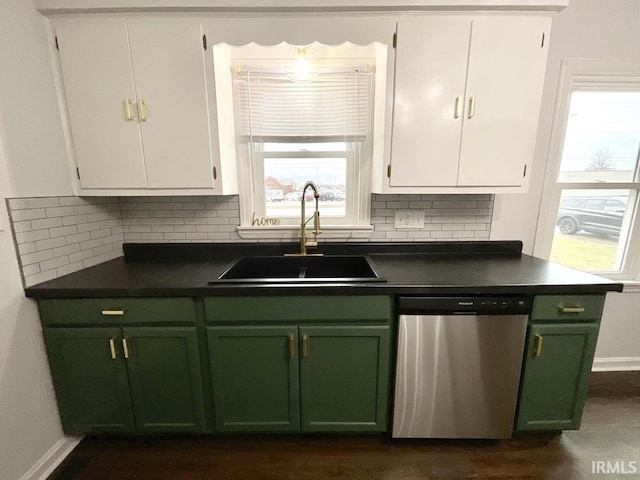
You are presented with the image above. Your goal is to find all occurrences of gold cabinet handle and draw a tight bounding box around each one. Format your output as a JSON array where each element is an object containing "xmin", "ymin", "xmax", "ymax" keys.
[
  {"xmin": 302, "ymin": 335, "xmax": 308, "ymax": 359},
  {"xmin": 534, "ymin": 334, "xmax": 544, "ymax": 357},
  {"xmin": 454, "ymin": 95, "xmax": 463, "ymax": 119},
  {"xmin": 124, "ymin": 98, "xmax": 134, "ymax": 121},
  {"xmin": 137, "ymin": 99, "xmax": 147, "ymax": 122},
  {"xmin": 122, "ymin": 338, "xmax": 130, "ymax": 359},
  {"xmin": 109, "ymin": 338, "xmax": 117, "ymax": 360},
  {"xmin": 558, "ymin": 306, "xmax": 585, "ymax": 314},
  {"xmin": 101, "ymin": 310, "xmax": 125, "ymax": 316},
  {"xmin": 288, "ymin": 335, "xmax": 295, "ymax": 358},
  {"xmin": 468, "ymin": 96, "xmax": 476, "ymax": 119}
]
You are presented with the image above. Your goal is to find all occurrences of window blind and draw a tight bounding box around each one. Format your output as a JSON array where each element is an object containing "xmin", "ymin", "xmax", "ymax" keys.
[{"xmin": 234, "ymin": 70, "xmax": 374, "ymax": 142}]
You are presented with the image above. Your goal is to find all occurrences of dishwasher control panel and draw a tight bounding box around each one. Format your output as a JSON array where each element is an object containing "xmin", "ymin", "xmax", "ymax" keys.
[{"xmin": 398, "ymin": 296, "xmax": 532, "ymax": 315}]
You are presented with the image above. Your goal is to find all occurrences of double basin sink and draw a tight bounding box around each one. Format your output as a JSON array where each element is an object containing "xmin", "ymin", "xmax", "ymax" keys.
[{"xmin": 212, "ymin": 255, "xmax": 384, "ymax": 283}]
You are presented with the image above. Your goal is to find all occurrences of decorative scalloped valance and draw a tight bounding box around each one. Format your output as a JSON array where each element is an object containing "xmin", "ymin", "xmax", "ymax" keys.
[{"xmin": 36, "ymin": 0, "xmax": 568, "ymax": 14}]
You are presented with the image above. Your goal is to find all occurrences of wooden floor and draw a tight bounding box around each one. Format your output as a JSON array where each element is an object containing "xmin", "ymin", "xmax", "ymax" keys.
[{"xmin": 49, "ymin": 372, "xmax": 640, "ymax": 480}]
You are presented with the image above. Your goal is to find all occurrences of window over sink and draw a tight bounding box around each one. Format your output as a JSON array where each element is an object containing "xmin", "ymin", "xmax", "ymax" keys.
[{"xmin": 212, "ymin": 41, "xmax": 388, "ymax": 238}]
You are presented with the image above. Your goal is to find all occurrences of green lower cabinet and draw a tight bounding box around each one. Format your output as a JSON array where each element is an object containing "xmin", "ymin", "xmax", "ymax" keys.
[
  {"xmin": 44, "ymin": 326, "xmax": 206, "ymax": 434},
  {"xmin": 207, "ymin": 325, "xmax": 390, "ymax": 433},
  {"xmin": 123, "ymin": 327, "xmax": 206, "ymax": 433},
  {"xmin": 208, "ymin": 326, "xmax": 300, "ymax": 432},
  {"xmin": 44, "ymin": 327, "xmax": 135, "ymax": 434},
  {"xmin": 299, "ymin": 326, "xmax": 390, "ymax": 432},
  {"xmin": 516, "ymin": 323, "xmax": 599, "ymax": 431}
]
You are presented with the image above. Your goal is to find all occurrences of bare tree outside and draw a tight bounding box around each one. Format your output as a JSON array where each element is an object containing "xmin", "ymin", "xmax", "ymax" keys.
[{"xmin": 587, "ymin": 147, "xmax": 615, "ymax": 171}]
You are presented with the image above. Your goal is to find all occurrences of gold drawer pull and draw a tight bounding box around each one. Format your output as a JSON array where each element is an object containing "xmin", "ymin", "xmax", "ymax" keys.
[
  {"xmin": 558, "ymin": 306, "xmax": 585, "ymax": 314},
  {"xmin": 288, "ymin": 335, "xmax": 295, "ymax": 358},
  {"xmin": 101, "ymin": 310, "xmax": 125, "ymax": 316},
  {"xmin": 302, "ymin": 335, "xmax": 308, "ymax": 359},
  {"xmin": 122, "ymin": 338, "xmax": 130, "ymax": 359},
  {"xmin": 534, "ymin": 334, "xmax": 544, "ymax": 357},
  {"xmin": 109, "ymin": 338, "xmax": 117, "ymax": 359}
]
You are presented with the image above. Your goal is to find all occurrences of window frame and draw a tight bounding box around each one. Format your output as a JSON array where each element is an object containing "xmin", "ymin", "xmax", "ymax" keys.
[
  {"xmin": 534, "ymin": 59, "xmax": 640, "ymax": 281},
  {"xmin": 212, "ymin": 41, "xmax": 389, "ymax": 240},
  {"xmin": 254, "ymin": 148, "xmax": 357, "ymax": 226}
]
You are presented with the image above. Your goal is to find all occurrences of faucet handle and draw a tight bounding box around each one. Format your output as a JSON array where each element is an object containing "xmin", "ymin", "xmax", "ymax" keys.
[
  {"xmin": 306, "ymin": 240, "xmax": 318, "ymax": 248},
  {"xmin": 313, "ymin": 211, "xmax": 321, "ymax": 235}
]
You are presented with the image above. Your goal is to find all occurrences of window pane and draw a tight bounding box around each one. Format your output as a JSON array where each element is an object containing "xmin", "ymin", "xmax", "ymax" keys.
[
  {"xmin": 550, "ymin": 189, "xmax": 636, "ymax": 272},
  {"xmin": 558, "ymin": 91, "xmax": 640, "ymax": 182},
  {"xmin": 264, "ymin": 157, "xmax": 346, "ymax": 218}
]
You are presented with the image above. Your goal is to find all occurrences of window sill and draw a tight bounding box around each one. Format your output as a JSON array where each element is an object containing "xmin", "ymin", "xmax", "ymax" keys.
[
  {"xmin": 621, "ymin": 281, "xmax": 640, "ymax": 294},
  {"xmin": 237, "ymin": 225, "xmax": 373, "ymax": 240}
]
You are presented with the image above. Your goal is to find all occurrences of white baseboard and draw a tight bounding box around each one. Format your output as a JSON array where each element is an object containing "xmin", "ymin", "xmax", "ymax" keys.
[
  {"xmin": 592, "ymin": 357, "xmax": 640, "ymax": 372},
  {"xmin": 19, "ymin": 436, "xmax": 83, "ymax": 480}
]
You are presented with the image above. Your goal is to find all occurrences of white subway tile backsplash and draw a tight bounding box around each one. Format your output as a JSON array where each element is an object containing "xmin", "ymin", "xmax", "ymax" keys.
[
  {"xmin": 7, "ymin": 198, "xmax": 29, "ymax": 210},
  {"xmin": 45, "ymin": 206, "xmax": 77, "ymax": 217},
  {"xmin": 27, "ymin": 197, "xmax": 60, "ymax": 209},
  {"xmin": 40, "ymin": 256, "xmax": 70, "ymax": 272},
  {"xmin": 7, "ymin": 196, "xmax": 124, "ymax": 287},
  {"xmin": 371, "ymin": 194, "xmax": 493, "ymax": 241},
  {"xmin": 49, "ymin": 225, "xmax": 78, "ymax": 238},
  {"xmin": 12, "ymin": 208, "xmax": 47, "ymax": 222},
  {"xmin": 35, "ymin": 237, "xmax": 66, "ymax": 251},
  {"xmin": 12, "ymin": 221, "xmax": 32, "ymax": 233},
  {"xmin": 65, "ymin": 232, "xmax": 91, "ymax": 245},
  {"xmin": 18, "ymin": 242, "xmax": 36, "ymax": 255},
  {"xmin": 8, "ymin": 193, "xmax": 493, "ymax": 287},
  {"xmin": 21, "ymin": 250, "xmax": 54, "ymax": 266},
  {"xmin": 69, "ymin": 249, "xmax": 94, "ymax": 264},
  {"xmin": 31, "ymin": 217, "xmax": 63, "ymax": 230},
  {"xmin": 22, "ymin": 263, "xmax": 41, "ymax": 276},
  {"xmin": 16, "ymin": 229, "xmax": 50, "ymax": 244}
]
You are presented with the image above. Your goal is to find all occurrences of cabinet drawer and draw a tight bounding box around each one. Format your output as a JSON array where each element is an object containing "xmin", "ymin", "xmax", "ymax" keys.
[
  {"xmin": 39, "ymin": 298, "xmax": 196, "ymax": 326},
  {"xmin": 531, "ymin": 295, "xmax": 605, "ymax": 322},
  {"xmin": 205, "ymin": 296, "xmax": 393, "ymax": 323}
]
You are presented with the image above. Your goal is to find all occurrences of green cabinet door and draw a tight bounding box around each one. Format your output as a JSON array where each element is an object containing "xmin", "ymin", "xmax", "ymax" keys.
[
  {"xmin": 516, "ymin": 323, "xmax": 599, "ymax": 431},
  {"xmin": 208, "ymin": 326, "xmax": 300, "ymax": 432},
  {"xmin": 123, "ymin": 327, "xmax": 206, "ymax": 433},
  {"xmin": 299, "ymin": 326, "xmax": 390, "ymax": 432},
  {"xmin": 44, "ymin": 327, "xmax": 135, "ymax": 434}
]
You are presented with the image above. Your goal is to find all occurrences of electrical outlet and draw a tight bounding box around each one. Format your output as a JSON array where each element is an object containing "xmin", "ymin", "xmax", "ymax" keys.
[{"xmin": 394, "ymin": 210, "xmax": 425, "ymax": 229}]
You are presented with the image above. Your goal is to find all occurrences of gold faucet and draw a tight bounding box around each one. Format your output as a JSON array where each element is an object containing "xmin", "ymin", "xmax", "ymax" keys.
[{"xmin": 295, "ymin": 181, "xmax": 322, "ymax": 256}]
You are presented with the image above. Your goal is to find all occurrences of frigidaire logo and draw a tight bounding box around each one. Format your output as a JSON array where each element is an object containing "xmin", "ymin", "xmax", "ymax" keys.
[{"xmin": 592, "ymin": 461, "xmax": 638, "ymax": 475}]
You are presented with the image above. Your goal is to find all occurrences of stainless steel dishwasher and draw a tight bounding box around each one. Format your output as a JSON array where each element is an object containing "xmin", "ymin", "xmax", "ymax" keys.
[{"xmin": 393, "ymin": 296, "xmax": 531, "ymax": 439}]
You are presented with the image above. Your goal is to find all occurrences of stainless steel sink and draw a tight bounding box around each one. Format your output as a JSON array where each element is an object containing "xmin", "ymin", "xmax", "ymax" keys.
[{"xmin": 211, "ymin": 255, "xmax": 384, "ymax": 283}]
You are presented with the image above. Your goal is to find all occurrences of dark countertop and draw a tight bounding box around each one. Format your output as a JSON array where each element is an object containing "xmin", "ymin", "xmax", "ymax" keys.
[{"xmin": 24, "ymin": 241, "xmax": 623, "ymax": 298}]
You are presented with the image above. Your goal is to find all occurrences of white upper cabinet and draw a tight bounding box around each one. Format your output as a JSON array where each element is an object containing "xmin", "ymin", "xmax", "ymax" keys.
[
  {"xmin": 56, "ymin": 22, "xmax": 147, "ymax": 189},
  {"xmin": 127, "ymin": 24, "xmax": 214, "ymax": 189},
  {"xmin": 56, "ymin": 20, "xmax": 222, "ymax": 193},
  {"xmin": 390, "ymin": 18, "xmax": 470, "ymax": 187},
  {"xmin": 388, "ymin": 16, "xmax": 551, "ymax": 192}
]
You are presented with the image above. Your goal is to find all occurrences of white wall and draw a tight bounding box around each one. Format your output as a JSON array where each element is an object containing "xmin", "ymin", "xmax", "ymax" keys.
[
  {"xmin": 491, "ymin": 0, "xmax": 640, "ymax": 368},
  {"xmin": 0, "ymin": 114, "xmax": 65, "ymax": 478},
  {"xmin": 593, "ymin": 291, "xmax": 640, "ymax": 369},
  {"xmin": 0, "ymin": 0, "xmax": 72, "ymax": 197}
]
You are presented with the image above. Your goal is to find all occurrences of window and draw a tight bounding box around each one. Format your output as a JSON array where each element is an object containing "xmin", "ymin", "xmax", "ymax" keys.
[
  {"xmin": 213, "ymin": 42, "xmax": 386, "ymax": 238},
  {"xmin": 536, "ymin": 60, "xmax": 640, "ymax": 279}
]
